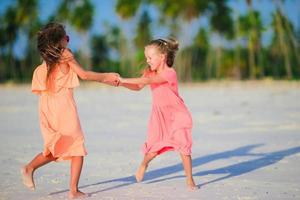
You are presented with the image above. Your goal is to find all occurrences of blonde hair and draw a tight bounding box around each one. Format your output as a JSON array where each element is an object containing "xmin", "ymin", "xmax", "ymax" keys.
[{"xmin": 147, "ymin": 38, "xmax": 179, "ymax": 67}]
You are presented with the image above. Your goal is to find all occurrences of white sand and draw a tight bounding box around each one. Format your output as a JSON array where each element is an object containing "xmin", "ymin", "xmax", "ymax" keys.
[{"xmin": 0, "ymin": 81, "xmax": 300, "ymax": 200}]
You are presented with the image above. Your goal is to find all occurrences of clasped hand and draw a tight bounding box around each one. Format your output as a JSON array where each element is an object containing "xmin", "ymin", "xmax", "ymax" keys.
[{"xmin": 103, "ymin": 73, "xmax": 123, "ymax": 87}]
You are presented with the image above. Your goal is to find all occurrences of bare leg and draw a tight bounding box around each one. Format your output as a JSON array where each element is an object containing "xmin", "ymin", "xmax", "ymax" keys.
[
  {"xmin": 135, "ymin": 152, "xmax": 157, "ymax": 182},
  {"xmin": 68, "ymin": 156, "xmax": 86, "ymax": 199},
  {"xmin": 180, "ymin": 154, "xmax": 197, "ymax": 190},
  {"xmin": 21, "ymin": 153, "xmax": 56, "ymax": 190}
]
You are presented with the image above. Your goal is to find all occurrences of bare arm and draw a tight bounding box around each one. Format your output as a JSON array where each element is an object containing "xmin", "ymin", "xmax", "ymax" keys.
[
  {"xmin": 120, "ymin": 74, "xmax": 167, "ymax": 85},
  {"xmin": 119, "ymin": 82, "xmax": 145, "ymax": 91},
  {"xmin": 62, "ymin": 49, "xmax": 119, "ymax": 83},
  {"xmin": 68, "ymin": 58, "xmax": 118, "ymax": 82}
]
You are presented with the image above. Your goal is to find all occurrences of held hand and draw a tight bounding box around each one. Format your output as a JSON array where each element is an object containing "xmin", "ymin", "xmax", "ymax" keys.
[
  {"xmin": 118, "ymin": 77, "xmax": 124, "ymax": 86},
  {"xmin": 103, "ymin": 73, "xmax": 120, "ymax": 87}
]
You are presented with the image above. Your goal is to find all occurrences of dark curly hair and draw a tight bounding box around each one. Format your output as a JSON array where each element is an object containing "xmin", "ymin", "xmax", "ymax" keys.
[{"xmin": 37, "ymin": 22, "xmax": 66, "ymax": 80}]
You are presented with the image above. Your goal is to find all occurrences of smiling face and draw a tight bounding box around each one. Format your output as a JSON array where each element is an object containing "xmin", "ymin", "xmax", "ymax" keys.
[{"xmin": 144, "ymin": 45, "xmax": 166, "ymax": 71}]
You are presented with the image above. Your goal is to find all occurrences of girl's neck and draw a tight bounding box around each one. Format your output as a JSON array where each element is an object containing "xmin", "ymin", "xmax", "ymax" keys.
[{"xmin": 156, "ymin": 63, "xmax": 168, "ymax": 74}]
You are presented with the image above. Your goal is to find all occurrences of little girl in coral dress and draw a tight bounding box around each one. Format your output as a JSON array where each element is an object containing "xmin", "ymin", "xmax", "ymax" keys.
[{"xmin": 119, "ymin": 38, "xmax": 197, "ymax": 190}]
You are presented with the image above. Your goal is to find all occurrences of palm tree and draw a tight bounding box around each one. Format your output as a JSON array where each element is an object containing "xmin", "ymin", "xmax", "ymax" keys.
[
  {"xmin": 23, "ymin": 18, "xmax": 43, "ymax": 81},
  {"xmin": 0, "ymin": 0, "xmax": 41, "ymax": 82},
  {"xmin": 104, "ymin": 25, "xmax": 130, "ymax": 76},
  {"xmin": 209, "ymin": 1, "xmax": 233, "ymax": 79},
  {"xmin": 194, "ymin": 28, "xmax": 209, "ymax": 79},
  {"xmin": 115, "ymin": 0, "xmax": 234, "ymax": 81},
  {"xmin": 246, "ymin": 0, "xmax": 254, "ymax": 76},
  {"xmin": 1, "ymin": 6, "xmax": 18, "ymax": 80},
  {"xmin": 115, "ymin": 0, "xmax": 142, "ymax": 19},
  {"xmin": 53, "ymin": 0, "xmax": 94, "ymax": 69},
  {"xmin": 0, "ymin": 17, "xmax": 6, "ymax": 81},
  {"xmin": 238, "ymin": 3, "xmax": 263, "ymax": 79},
  {"xmin": 271, "ymin": 7, "xmax": 292, "ymax": 78},
  {"xmin": 90, "ymin": 34, "xmax": 110, "ymax": 72},
  {"xmin": 15, "ymin": 0, "xmax": 39, "ymax": 81},
  {"xmin": 276, "ymin": 0, "xmax": 299, "ymax": 76},
  {"xmin": 233, "ymin": 9, "xmax": 242, "ymax": 79},
  {"xmin": 134, "ymin": 10, "xmax": 152, "ymax": 73},
  {"xmin": 134, "ymin": 10, "xmax": 152, "ymax": 50}
]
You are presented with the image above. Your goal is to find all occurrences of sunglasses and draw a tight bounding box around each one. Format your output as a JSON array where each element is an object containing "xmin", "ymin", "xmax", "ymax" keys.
[{"xmin": 65, "ymin": 35, "xmax": 70, "ymax": 43}]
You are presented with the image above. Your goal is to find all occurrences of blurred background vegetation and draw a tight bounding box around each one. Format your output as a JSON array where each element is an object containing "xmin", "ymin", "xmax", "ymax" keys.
[{"xmin": 0, "ymin": 0, "xmax": 299, "ymax": 83}]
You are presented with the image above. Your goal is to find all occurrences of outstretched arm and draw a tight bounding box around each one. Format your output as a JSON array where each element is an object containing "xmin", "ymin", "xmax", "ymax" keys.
[
  {"xmin": 120, "ymin": 74, "xmax": 167, "ymax": 85},
  {"xmin": 68, "ymin": 58, "xmax": 119, "ymax": 83},
  {"xmin": 119, "ymin": 82, "xmax": 145, "ymax": 91},
  {"xmin": 63, "ymin": 49, "xmax": 119, "ymax": 84}
]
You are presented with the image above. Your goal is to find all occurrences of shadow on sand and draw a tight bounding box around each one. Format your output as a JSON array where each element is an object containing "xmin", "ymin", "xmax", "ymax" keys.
[{"xmin": 49, "ymin": 144, "xmax": 300, "ymax": 196}]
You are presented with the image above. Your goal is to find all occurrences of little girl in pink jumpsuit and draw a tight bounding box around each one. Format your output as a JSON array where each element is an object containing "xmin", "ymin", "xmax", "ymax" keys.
[{"xmin": 120, "ymin": 38, "xmax": 197, "ymax": 190}]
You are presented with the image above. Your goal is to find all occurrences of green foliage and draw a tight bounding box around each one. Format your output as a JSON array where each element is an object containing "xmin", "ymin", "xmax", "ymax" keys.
[
  {"xmin": 210, "ymin": 0, "xmax": 233, "ymax": 38},
  {"xmin": 134, "ymin": 10, "xmax": 152, "ymax": 50},
  {"xmin": 115, "ymin": 0, "xmax": 142, "ymax": 19},
  {"xmin": 91, "ymin": 35, "xmax": 110, "ymax": 72},
  {"xmin": 71, "ymin": 0, "xmax": 94, "ymax": 32},
  {"xmin": 0, "ymin": 0, "xmax": 299, "ymax": 83}
]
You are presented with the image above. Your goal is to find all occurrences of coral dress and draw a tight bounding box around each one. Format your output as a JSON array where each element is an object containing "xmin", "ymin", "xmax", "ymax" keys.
[
  {"xmin": 143, "ymin": 68, "xmax": 193, "ymax": 155},
  {"xmin": 31, "ymin": 50, "xmax": 87, "ymax": 161}
]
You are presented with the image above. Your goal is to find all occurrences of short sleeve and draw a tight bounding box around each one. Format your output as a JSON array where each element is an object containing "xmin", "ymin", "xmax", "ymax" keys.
[
  {"xmin": 31, "ymin": 64, "xmax": 47, "ymax": 94},
  {"xmin": 160, "ymin": 68, "xmax": 177, "ymax": 86}
]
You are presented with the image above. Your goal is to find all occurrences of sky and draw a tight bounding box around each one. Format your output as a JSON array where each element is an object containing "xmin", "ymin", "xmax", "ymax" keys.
[{"xmin": 0, "ymin": 0, "xmax": 299, "ymax": 58}]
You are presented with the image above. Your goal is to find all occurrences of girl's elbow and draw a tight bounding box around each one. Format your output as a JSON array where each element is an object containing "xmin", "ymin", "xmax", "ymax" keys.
[
  {"xmin": 137, "ymin": 84, "xmax": 144, "ymax": 90},
  {"xmin": 78, "ymin": 71, "xmax": 89, "ymax": 80},
  {"xmin": 133, "ymin": 88, "xmax": 142, "ymax": 91},
  {"xmin": 144, "ymin": 79, "xmax": 151, "ymax": 85},
  {"xmin": 79, "ymin": 74, "xmax": 88, "ymax": 80}
]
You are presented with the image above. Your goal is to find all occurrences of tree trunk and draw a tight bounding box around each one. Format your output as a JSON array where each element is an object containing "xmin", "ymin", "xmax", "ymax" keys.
[
  {"xmin": 8, "ymin": 44, "xmax": 16, "ymax": 80},
  {"xmin": 205, "ymin": 48, "xmax": 213, "ymax": 80},
  {"xmin": 275, "ymin": 10, "xmax": 292, "ymax": 78},
  {"xmin": 277, "ymin": 0, "xmax": 299, "ymax": 73},
  {"xmin": 248, "ymin": 37, "xmax": 255, "ymax": 79},
  {"xmin": 257, "ymin": 44, "xmax": 264, "ymax": 78},
  {"xmin": 234, "ymin": 10, "xmax": 241, "ymax": 79},
  {"xmin": 215, "ymin": 33, "xmax": 222, "ymax": 79}
]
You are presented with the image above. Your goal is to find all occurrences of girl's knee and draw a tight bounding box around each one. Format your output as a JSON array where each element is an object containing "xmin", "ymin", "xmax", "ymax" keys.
[
  {"xmin": 180, "ymin": 153, "xmax": 191, "ymax": 159},
  {"xmin": 147, "ymin": 152, "xmax": 158, "ymax": 157},
  {"xmin": 44, "ymin": 153, "xmax": 56, "ymax": 161}
]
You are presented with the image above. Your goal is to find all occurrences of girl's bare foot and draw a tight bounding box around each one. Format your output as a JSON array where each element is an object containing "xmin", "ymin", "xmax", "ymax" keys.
[
  {"xmin": 187, "ymin": 179, "xmax": 198, "ymax": 190},
  {"xmin": 21, "ymin": 166, "xmax": 35, "ymax": 190},
  {"xmin": 135, "ymin": 164, "xmax": 148, "ymax": 182},
  {"xmin": 68, "ymin": 190, "xmax": 87, "ymax": 199}
]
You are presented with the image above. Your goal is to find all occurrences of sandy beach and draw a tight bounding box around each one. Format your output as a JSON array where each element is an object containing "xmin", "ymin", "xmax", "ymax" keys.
[{"xmin": 0, "ymin": 81, "xmax": 299, "ymax": 200}]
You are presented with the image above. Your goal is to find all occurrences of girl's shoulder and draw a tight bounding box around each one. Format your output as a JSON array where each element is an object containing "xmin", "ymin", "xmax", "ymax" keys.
[
  {"xmin": 160, "ymin": 67, "xmax": 177, "ymax": 84},
  {"xmin": 33, "ymin": 62, "xmax": 47, "ymax": 76},
  {"xmin": 162, "ymin": 67, "xmax": 177, "ymax": 77},
  {"xmin": 142, "ymin": 68, "xmax": 155, "ymax": 78},
  {"xmin": 165, "ymin": 67, "xmax": 176, "ymax": 73},
  {"xmin": 32, "ymin": 62, "xmax": 47, "ymax": 94},
  {"xmin": 60, "ymin": 48, "xmax": 74, "ymax": 63}
]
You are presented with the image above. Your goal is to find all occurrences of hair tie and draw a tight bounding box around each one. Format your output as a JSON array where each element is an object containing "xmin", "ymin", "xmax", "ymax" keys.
[{"xmin": 158, "ymin": 39, "xmax": 167, "ymax": 46}]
